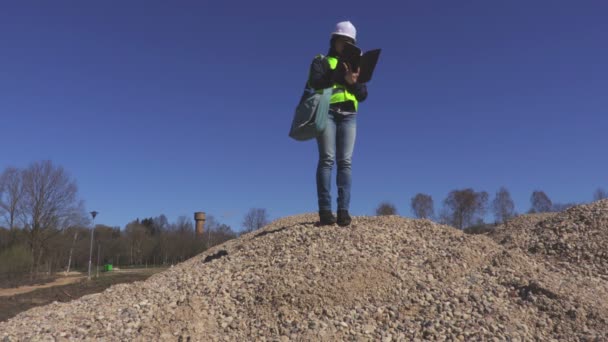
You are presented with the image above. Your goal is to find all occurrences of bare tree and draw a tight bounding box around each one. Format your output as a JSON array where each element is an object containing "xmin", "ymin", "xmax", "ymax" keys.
[
  {"xmin": 376, "ymin": 202, "xmax": 397, "ymax": 216},
  {"xmin": 173, "ymin": 215, "xmax": 194, "ymax": 235},
  {"xmin": 64, "ymin": 228, "xmax": 79, "ymax": 275},
  {"xmin": 530, "ymin": 190, "xmax": 552, "ymax": 213},
  {"xmin": 442, "ymin": 189, "xmax": 488, "ymax": 229},
  {"xmin": 492, "ymin": 187, "xmax": 515, "ymax": 224},
  {"xmin": 203, "ymin": 215, "xmax": 219, "ymax": 248},
  {"xmin": 173, "ymin": 216, "xmax": 196, "ymax": 261},
  {"xmin": 20, "ymin": 161, "xmax": 85, "ymax": 275},
  {"xmin": 214, "ymin": 224, "xmax": 237, "ymax": 244},
  {"xmin": 242, "ymin": 208, "xmax": 269, "ymax": 233},
  {"xmin": 437, "ymin": 207, "xmax": 451, "ymax": 226},
  {"xmin": 0, "ymin": 167, "xmax": 24, "ymax": 232},
  {"xmin": 410, "ymin": 193, "xmax": 434, "ymax": 219},
  {"xmin": 594, "ymin": 188, "xmax": 608, "ymax": 201},
  {"xmin": 125, "ymin": 220, "xmax": 149, "ymax": 265}
]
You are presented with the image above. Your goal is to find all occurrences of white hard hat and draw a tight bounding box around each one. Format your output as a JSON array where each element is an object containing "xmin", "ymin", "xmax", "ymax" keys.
[{"xmin": 331, "ymin": 21, "xmax": 357, "ymax": 42}]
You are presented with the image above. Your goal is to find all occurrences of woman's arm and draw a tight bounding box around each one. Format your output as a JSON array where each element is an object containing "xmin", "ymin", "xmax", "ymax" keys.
[
  {"xmin": 308, "ymin": 57, "xmax": 368, "ymax": 102},
  {"xmin": 308, "ymin": 57, "xmax": 334, "ymax": 90},
  {"xmin": 347, "ymin": 82, "xmax": 368, "ymax": 102}
]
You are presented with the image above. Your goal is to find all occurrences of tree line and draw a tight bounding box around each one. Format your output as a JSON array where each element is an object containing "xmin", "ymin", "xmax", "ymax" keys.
[
  {"xmin": 0, "ymin": 161, "xmax": 242, "ymax": 283},
  {"xmin": 376, "ymin": 187, "xmax": 608, "ymax": 230}
]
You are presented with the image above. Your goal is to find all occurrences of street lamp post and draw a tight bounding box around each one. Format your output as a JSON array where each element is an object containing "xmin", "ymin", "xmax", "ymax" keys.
[
  {"xmin": 88, "ymin": 211, "xmax": 98, "ymax": 280},
  {"xmin": 97, "ymin": 243, "xmax": 100, "ymax": 278}
]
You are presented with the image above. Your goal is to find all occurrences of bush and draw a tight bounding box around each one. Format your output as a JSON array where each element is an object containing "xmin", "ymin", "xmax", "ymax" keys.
[{"xmin": 376, "ymin": 202, "xmax": 398, "ymax": 216}]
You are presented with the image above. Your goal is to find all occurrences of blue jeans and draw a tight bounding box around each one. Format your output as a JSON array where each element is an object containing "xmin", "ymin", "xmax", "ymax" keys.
[{"xmin": 316, "ymin": 111, "xmax": 357, "ymax": 211}]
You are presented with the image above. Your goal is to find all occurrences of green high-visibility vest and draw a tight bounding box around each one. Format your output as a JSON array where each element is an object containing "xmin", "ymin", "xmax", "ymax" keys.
[{"xmin": 314, "ymin": 55, "xmax": 359, "ymax": 111}]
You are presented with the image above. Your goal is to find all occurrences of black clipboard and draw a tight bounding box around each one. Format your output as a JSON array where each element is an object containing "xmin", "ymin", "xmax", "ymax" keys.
[{"xmin": 342, "ymin": 43, "xmax": 381, "ymax": 84}]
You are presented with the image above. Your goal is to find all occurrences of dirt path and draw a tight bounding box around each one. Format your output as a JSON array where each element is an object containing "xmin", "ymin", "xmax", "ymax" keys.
[
  {"xmin": 0, "ymin": 276, "xmax": 85, "ymax": 297},
  {"xmin": 0, "ymin": 268, "xmax": 159, "ymax": 297}
]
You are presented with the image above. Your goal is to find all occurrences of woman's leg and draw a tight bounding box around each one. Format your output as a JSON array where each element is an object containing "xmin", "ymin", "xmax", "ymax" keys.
[
  {"xmin": 335, "ymin": 114, "xmax": 357, "ymax": 211},
  {"xmin": 316, "ymin": 112, "xmax": 337, "ymax": 211}
]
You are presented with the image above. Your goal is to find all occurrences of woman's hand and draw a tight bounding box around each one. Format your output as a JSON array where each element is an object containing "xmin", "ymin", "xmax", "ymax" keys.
[{"xmin": 343, "ymin": 62, "xmax": 360, "ymax": 85}]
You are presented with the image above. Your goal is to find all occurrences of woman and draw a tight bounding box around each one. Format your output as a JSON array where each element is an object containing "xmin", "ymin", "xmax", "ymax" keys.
[{"xmin": 307, "ymin": 21, "xmax": 368, "ymax": 226}]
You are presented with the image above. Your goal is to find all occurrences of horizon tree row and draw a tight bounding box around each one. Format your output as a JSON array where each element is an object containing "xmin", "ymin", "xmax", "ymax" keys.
[{"xmin": 375, "ymin": 186, "xmax": 607, "ymax": 229}]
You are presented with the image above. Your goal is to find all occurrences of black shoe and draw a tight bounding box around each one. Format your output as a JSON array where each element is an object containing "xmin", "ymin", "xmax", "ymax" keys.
[
  {"xmin": 337, "ymin": 210, "xmax": 352, "ymax": 226},
  {"xmin": 319, "ymin": 210, "xmax": 336, "ymax": 226}
]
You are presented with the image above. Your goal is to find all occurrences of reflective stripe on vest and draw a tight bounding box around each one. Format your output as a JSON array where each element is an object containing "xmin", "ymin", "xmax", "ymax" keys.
[{"xmin": 316, "ymin": 55, "xmax": 358, "ymax": 111}]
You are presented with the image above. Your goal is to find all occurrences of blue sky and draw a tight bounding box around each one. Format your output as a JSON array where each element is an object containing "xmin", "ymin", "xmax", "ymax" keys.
[{"xmin": 1, "ymin": 1, "xmax": 607, "ymax": 231}]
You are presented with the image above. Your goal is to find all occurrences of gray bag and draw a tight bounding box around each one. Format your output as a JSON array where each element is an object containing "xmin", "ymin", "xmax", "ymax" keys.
[{"xmin": 288, "ymin": 86, "xmax": 332, "ymax": 141}]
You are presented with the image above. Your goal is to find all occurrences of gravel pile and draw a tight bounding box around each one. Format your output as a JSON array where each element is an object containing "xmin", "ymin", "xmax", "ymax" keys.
[
  {"xmin": 491, "ymin": 199, "xmax": 608, "ymax": 278},
  {"xmin": 2, "ymin": 213, "xmax": 608, "ymax": 341}
]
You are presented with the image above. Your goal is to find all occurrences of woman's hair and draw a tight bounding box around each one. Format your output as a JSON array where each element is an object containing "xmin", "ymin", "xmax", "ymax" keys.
[{"xmin": 330, "ymin": 34, "xmax": 355, "ymax": 48}]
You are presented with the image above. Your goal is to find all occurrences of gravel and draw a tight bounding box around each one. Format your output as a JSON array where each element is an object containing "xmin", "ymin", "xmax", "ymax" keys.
[
  {"xmin": 2, "ymin": 206, "xmax": 608, "ymax": 341},
  {"xmin": 490, "ymin": 199, "xmax": 608, "ymax": 277}
]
